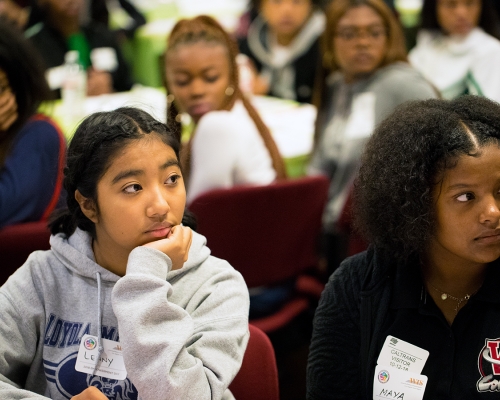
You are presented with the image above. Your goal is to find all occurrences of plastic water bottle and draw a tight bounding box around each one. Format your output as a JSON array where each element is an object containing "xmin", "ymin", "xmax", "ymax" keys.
[
  {"xmin": 236, "ymin": 54, "xmax": 255, "ymax": 97},
  {"xmin": 61, "ymin": 50, "xmax": 87, "ymax": 121}
]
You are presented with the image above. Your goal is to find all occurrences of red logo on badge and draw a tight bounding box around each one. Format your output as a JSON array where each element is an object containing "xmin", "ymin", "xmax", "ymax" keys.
[{"xmin": 477, "ymin": 338, "xmax": 500, "ymax": 393}]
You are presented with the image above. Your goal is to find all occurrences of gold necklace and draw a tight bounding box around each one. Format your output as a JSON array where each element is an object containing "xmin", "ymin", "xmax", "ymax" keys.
[{"xmin": 426, "ymin": 281, "xmax": 480, "ymax": 314}]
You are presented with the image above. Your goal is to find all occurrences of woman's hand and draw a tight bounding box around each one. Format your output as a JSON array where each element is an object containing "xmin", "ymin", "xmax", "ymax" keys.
[
  {"xmin": 71, "ymin": 386, "xmax": 108, "ymax": 400},
  {"xmin": 0, "ymin": 89, "xmax": 18, "ymax": 132},
  {"xmin": 143, "ymin": 225, "xmax": 193, "ymax": 270},
  {"xmin": 86, "ymin": 68, "xmax": 114, "ymax": 96}
]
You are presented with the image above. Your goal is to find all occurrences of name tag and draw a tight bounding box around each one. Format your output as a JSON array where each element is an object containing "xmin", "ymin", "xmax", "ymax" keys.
[
  {"xmin": 377, "ymin": 336, "xmax": 429, "ymax": 373},
  {"xmin": 344, "ymin": 92, "xmax": 376, "ymax": 140},
  {"xmin": 373, "ymin": 364, "xmax": 428, "ymax": 400},
  {"xmin": 75, "ymin": 334, "xmax": 127, "ymax": 380}
]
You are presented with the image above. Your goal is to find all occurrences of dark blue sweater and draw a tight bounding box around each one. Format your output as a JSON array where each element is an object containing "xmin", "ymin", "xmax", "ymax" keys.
[{"xmin": 0, "ymin": 116, "xmax": 65, "ymax": 228}]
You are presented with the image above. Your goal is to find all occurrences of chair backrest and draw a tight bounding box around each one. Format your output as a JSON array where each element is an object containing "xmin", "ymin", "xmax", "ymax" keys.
[
  {"xmin": 188, "ymin": 175, "xmax": 329, "ymax": 288},
  {"xmin": 0, "ymin": 220, "xmax": 51, "ymax": 285},
  {"xmin": 229, "ymin": 324, "xmax": 279, "ymax": 400}
]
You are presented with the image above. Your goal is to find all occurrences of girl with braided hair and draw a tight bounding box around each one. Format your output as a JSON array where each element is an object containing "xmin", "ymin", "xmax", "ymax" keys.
[{"xmin": 164, "ymin": 15, "xmax": 287, "ymax": 204}]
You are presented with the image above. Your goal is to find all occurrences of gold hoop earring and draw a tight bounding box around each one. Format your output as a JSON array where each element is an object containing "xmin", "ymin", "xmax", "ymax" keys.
[
  {"xmin": 167, "ymin": 94, "xmax": 175, "ymax": 104},
  {"xmin": 225, "ymin": 86, "xmax": 235, "ymax": 96},
  {"xmin": 175, "ymin": 114, "xmax": 182, "ymax": 123}
]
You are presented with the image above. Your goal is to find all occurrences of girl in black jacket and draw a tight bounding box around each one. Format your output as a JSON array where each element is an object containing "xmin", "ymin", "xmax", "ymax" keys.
[{"xmin": 307, "ymin": 95, "xmax": 500, "ymax": 399}]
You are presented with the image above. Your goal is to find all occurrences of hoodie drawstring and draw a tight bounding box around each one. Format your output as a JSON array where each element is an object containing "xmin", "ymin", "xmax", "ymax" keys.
[{"xmin": 92, "ymin": 271, "xmax": 104, "ymax": 376}]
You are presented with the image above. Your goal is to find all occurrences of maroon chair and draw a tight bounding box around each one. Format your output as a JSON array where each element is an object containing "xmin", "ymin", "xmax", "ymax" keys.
[
  {"xmin": 229, "ymin": 324, "xmax": 279, "ymax": 400},
  {"xmin": 188, "ymin": 175, "xmax": 329, "ymax": 333},
  {"xmin": 0, "ymin": 220, "xmax": 51, "ymax": 285}
]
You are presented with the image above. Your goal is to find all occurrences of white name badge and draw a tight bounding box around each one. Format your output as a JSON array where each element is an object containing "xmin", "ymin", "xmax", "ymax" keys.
[
  {"xmin": 75, "ymin": 334, "xmax": 127, "ymax": 380},
  {"xmin": 377, "ymin": 336, "xmax": 429, "ymax": 374},
  {"xmin": 373, "ymin": 365, "xmax": 428, "ymax": 400},
  {"xmin": 344, "ymin": 92, "xmax": 376, "ymax": 140}
]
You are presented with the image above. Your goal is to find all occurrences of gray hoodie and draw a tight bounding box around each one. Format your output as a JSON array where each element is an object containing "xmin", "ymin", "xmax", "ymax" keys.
[
  {"xmin": 308, "ymin": 62, "xmax": 438, "ymax": 230},
  {"xmin": 0, "ymin": 228, "xmax": 250, "ymax": 399}
]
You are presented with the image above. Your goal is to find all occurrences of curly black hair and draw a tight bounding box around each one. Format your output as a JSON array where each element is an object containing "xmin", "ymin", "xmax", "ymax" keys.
[{"xmin": 354, "ymin": 95, "xmax": 500, "ymax": 261}]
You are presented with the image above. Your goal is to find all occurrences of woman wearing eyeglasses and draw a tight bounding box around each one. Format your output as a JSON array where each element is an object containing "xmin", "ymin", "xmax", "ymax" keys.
[
  {"xmin": 308, "ymin": 0, "xmax": 437, "ymax": 276},
  {"xmin": 409, "ymin": 0, "xmax": 500, "ymax": 102}
]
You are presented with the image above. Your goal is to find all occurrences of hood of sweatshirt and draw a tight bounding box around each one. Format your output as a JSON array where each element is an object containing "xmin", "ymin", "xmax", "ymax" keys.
[
  {"xmin": 48, "ymin": 228, "xmax": 212, "ymax": 375},
  {"xmin": 50, "ymin": 227, "xmax": 211, "ymax": 283}
]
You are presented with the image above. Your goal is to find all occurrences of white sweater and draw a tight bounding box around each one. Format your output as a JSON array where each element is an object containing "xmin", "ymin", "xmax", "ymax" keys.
[
  {"xmin": 187, "ymin": 100, "xmax": 276, "ymax": 204},
  {"xmin": 409, "ymin": 27, "xmax": 500, "ymax": 102}
]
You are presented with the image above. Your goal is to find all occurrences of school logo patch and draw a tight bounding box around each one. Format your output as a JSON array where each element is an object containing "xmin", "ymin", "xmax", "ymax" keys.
[
  {"xmin": 43, "ymin": 353, "xmax": 138, "ymax": 399},
  {"xmin": 477, "ymin": 338, "xmax": 500, "ymax": 392}
]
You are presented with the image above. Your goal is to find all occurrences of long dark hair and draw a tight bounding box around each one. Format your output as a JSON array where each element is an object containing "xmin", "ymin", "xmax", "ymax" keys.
[
  {"xmin": 0, "ymin": 18, "xmax": 52, "ymax": 167},
  {"xmin": 354, "ymin": 96, "xmax": 500, "ymax": 262},
  {"xmin": 49, "ymin": 107, "xmax": 196, "ymax": 238},
  {"xmin": 420, "ymin": 0, "xmax": 500, "ymax": 39},
  {"xmin": 163, "ymin": 15, "xmax": 287, "ymax": 184}
]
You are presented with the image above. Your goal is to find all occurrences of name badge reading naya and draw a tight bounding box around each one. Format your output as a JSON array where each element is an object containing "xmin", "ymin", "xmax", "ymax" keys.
[
  {"xmin": 75, "ymin": 334, "xmax": 127, "ymax": 380},
  {"xmin": 373, "ymin": 364, "xmax": 428, "ymax": 400}
]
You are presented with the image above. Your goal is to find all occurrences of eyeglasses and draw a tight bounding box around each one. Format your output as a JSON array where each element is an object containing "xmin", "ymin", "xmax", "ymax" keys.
[{"xmin": 335, "ymin": 26, "xmax": 387, "ymax": 41}]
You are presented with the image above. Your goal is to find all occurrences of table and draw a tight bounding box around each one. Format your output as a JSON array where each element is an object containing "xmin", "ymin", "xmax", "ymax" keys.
[{"xmin": 43, "ymin": 86, "xmax": 316, "ymax": 178}]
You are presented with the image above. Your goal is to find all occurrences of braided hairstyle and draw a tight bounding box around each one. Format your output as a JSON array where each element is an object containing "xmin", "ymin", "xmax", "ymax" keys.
[
  {"xmin": 49, "ymin": 107, "xmax": 196, "ymax": 238},
  {"xmin": 163, "ymin": 15, "xmax": 287, "ymax": 183}
]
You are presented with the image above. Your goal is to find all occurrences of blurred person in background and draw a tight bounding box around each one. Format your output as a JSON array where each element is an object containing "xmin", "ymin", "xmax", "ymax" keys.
[
  {"xmin": 164, "ymin": 15, "xmax": 291, "ymax": 319},
  {"xmin": 164, "ymin": 15, "xmax": 287, "ymax": 205},
  {"xmin": 308, "ymin": 0, "xmax": 437, "ymax": 276},
  {"xmin": 0, "ymin": 19, "xmax": 65, "ymax": 228},
  {"xmin": 0, "ymin": 0, "xmax": 145, "ymax": 42},
  {"xmin": 88, "ymin": 0, "xmax": 146, "ymax": 43},
  {"xmin": 238, "ymin": 0, "xmax": 325, "ymax": 104},
  {"xmin": 25, "ymin": 0, "xmax": 133, "ymax": 96},
  {"xmin": 409, "ymin": 0, "xmax": 500, "ymax": 101}
]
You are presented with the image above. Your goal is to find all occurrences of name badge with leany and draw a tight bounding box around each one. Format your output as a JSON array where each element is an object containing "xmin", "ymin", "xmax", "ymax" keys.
[{"xmin": 75, "ymin": 334, "xmax": 127, "ymax": 380}]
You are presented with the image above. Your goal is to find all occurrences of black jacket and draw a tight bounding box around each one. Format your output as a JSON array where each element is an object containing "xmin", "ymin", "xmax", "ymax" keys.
[{"xmin": 307, "ymin": 247, "xmax": 500, "ymax": 399}]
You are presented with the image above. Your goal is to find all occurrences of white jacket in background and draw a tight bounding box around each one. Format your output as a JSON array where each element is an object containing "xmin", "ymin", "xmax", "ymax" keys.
[{"xmin": 409, "ymin": 27, "xmax": 500, "ymax": 101}]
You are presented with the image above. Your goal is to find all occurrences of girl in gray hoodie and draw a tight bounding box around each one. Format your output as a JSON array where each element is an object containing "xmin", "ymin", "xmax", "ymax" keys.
[{"xmin": 0, "ymin": 107, "xmax": 250, "ymax": 400}]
